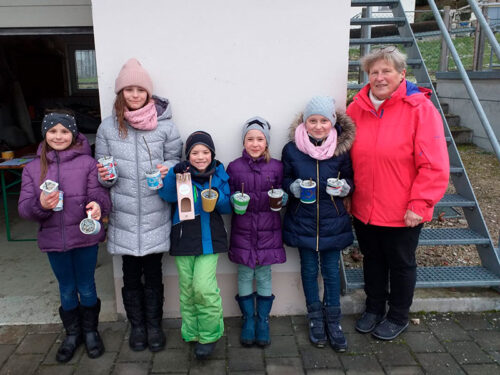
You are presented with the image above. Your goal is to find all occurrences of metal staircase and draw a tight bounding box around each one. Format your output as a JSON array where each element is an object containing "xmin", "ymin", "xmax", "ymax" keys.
[{"xmin": 341, "ymin": 0, "xmax": 500, "ymax": 293}]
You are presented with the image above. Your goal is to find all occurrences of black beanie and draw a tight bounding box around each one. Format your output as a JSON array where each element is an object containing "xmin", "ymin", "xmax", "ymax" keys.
[
  {"xmin": 41, "ymin": 112, "xmax": 78, "ymax": 139},
  {"xmin": 185, "ymin": 131, "xmax": 216, "ymax": 158}
]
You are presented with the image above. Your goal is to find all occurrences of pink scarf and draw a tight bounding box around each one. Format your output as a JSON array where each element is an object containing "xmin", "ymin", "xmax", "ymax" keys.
[
  {"xmin": 124, "ymin": 100, "xmax": 158, "ymax": 131},
  {"xmin": 294, "ymin": 123, "xmax": 337, "ymax": 160}
]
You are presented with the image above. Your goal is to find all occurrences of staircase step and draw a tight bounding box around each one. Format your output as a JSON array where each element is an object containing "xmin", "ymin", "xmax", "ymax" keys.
[
  {"xmin": 350, "ymin": 37, "xmax": 414, "ymax": 46},
  {"xmin": 349, "ymin": 58, "xmax": 422, "ymax": 68},
  {"xmin": 450, "ymin": 126, "xmax": 473, "ymax": 144},
  {"xmin": 440, "ymin": 102, "xmax": 449, "ymax": 114},
  {"xmin": 435, "ymin": 194, "xmax": 475, "ymax": 208},
  {"xmin": 351, "ymin": 17, "xmax": 406, "ymax": 26},
  {"xmin": 450, "ymin": 165, "xmax": 464, "ymax": 174},
  {"xmin": 445, "ymin": 113, "xmax": 461, "ymax": 127},
  {"xmin": 433, "ymin": 206, "xmax": 461, "ymax": 219},
  {"xmin": 351, "ymin": 0, "xmax": 399, "ymax": 7},
  {"xmin": 344, "ymin": 266, "xmax": 500, "ymax": 289}
]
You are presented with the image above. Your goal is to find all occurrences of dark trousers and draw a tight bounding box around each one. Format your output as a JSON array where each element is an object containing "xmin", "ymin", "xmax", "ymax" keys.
[
  {"xmin": 122, "ymin": 253, "xmax": 163, "ymax": 290},
  {"xmin": 47, "ymin": 244, "xmax": 98, "ymax": 310},
  {"xmin": 298, "ymin": 248, "xmax": 341, "ymax": 307},
  {"xmin": 353, "ymin": 217, "xmax": 422, "ymax": 325}
]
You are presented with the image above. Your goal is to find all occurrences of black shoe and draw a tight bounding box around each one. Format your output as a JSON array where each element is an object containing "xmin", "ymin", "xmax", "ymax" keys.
[
  {"xmin": 129, "ymin": 325, "xmax": 148, "ymax": 351},
  {"xmin": 122, "ymin": 287, "xmax": 148, "ymax": 351},
  {"xmin": 144, "ymin": 286, "xmax": 166, "ymax": 352},
  {"xmin": 194, "ymin": 342, "xmax": 217, "ymax": 360},
  {"xmin": 80, "ymin": 299, "xmax": 105, "ymax": 358},
  {"xmin": 355, "ymin": 312, "xmax": 385, "ymax": 334},
  {"xmin": 306, "ymin": 302, "xmax": 327, "ymax": 348},
  {"xmin": 324, "ymin": 306, "xmax": 347, "ymax": 353},
  {"xmin": 371, "ymin": 319, "xmax": 409, "ymax": 340},
  {"xmin": 56, "ymin": 306, "xmax": 83, "ymax": 363}
]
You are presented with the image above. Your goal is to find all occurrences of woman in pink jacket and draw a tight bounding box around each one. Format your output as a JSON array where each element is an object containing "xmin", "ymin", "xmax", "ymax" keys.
[{"xmin": 346, "ymin": 46, "xmax": 449, "ymax": 340}]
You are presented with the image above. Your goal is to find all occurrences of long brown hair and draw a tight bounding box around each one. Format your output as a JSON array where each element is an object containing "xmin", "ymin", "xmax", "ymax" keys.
[
  {"xmin": 39, "ymin": 137, "xmax": 78, "ymax": 184},
  {"xmin": 114, "ymin": 90, "xmax": 151, "ymax": 138}
]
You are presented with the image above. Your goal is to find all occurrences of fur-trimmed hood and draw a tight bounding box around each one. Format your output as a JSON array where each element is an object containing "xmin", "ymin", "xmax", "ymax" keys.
[{"xmin": 288, "ymin": 111, "xmax": 356, "ymax": 157}]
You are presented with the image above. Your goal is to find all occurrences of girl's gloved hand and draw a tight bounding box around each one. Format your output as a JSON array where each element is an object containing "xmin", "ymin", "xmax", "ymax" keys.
[
  {"xmin": 289, "ymin": 179, "xmax": 302, "ymax": 198},
  {"xmin": 282, "ymin": 191, "xmax": 289, "ymax": 206},
  {"xmin": 173, "ymin": 161, "xmax": 190, "ymax": 174},
  {"xmin": 338, "ymin": 179, "xmax": 351, "ymax": 197}
]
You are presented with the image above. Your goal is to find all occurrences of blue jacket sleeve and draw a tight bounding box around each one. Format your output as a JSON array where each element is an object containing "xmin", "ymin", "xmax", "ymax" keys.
[
  {"xmin": 158, "ymin": 168, "xmax": 178, "ymax": 203},
  {"xmin": 215, "ymin": 166, "xmax": 232, "ymax": 214}
]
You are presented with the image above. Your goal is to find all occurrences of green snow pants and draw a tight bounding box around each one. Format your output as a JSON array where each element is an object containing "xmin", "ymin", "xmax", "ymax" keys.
[{"xmin": 175, "ymin": 254, "xmax": 224, "ymax": 344}]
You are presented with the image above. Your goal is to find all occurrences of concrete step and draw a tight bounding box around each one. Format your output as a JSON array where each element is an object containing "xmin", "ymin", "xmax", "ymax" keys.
[
  {"xmin": 450, "ymin": 125, "xmax": 473, "ymax": 144},
  {"xmin": 445, "ymin": 113, "xmax": 461, "ymax": 127},
  {"xmin": 440, "ymin": 102, "xmax": 449, "ymax": 114}
]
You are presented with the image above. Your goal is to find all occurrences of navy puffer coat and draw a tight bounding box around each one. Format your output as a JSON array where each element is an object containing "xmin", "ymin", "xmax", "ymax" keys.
[{"xmin": 282, "ymin": 112, "xmax": 355, "ymax": 252}]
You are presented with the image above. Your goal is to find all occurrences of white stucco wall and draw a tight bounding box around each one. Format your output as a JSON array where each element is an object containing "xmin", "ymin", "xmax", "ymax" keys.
[
  {"xmin": 91, "ymin": 0, "xmax": 351, "ymax": 317},
  {"xmin": 0, "ymin": 0, "xmax": 92, "ymax": 28}
]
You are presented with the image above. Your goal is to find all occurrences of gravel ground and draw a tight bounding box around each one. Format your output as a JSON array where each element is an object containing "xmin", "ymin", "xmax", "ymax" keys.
[{"xmin": 344, "ymin": 144, "xmax": 500, "ymax": 268}]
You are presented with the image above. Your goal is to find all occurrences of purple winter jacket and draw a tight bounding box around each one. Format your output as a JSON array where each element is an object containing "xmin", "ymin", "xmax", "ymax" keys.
[
  {"xmin": 226, "ymin": 150, "xmax": 286, "ymax": 268},
  {"xmin": 18, "ymin": 134, "xmax": 111, "ymax": 252}
]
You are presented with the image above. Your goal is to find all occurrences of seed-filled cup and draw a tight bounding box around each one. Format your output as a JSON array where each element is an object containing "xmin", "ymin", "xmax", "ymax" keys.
[
  {"xmin": 40, "ymin": 180, "xmax": 63, "ymax": 211},
  {"xmin": 233, "ymin": 193, "xmax": 250, "ymax": 215},
  {"xmin": 268, "ymin": 189, "xmax": 284, "ymax": 211},
  {"xmin": 79, "ymin": 211, "xmax": 101, "ymax": 235},
  {"xmin": 201, "ymin": 189, "xmax": 218, "ymax": 213},
  {"xmin": 146, "ymin": 169, "xmax": 163, "ymax": 190},
  {"xmin": 98, "ymin": 156, "xmax": 117, "ymax": 180},
  {"xmin": 326, "ymin": 178, "xmax": 344, "ymax": 196},
  {"xmin": 300, "ymin": 180, "xmax": 317, "ymax": 204}
]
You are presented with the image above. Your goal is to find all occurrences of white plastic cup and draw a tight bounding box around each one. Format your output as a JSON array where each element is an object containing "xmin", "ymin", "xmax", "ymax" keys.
[{"xmin": 53, "ymin": 191, "xmax": 64, "ymax": 211}]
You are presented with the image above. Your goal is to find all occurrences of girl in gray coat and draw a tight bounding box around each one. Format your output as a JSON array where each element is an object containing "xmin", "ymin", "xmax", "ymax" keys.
[{"xmin": 95, "ymin": 58, "xmax": 182, "ymax": 352}]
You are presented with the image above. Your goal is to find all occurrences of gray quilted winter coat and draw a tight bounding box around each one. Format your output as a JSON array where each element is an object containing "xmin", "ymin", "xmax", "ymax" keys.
[{"xmin": 95, "ymin": 96, "xmax": 182, "ymax": 256}]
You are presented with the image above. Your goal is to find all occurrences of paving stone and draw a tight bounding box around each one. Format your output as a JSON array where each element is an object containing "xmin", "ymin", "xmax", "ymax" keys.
[
  {"xmin": 340, "ymin": 354, "xmax": 384, "ymax": 374},
  {"xmin": 112, "ymin": 362, "xmax": 151, "ymax": 375},
  {"xmin": 264, "ymin": 335, "xmax": 298, "ymax": 358},
  {"xmin": 425, "ymin": 318, "xmax": 472, "ymax": 342},
  {"xmin": 36, "ymin": 365, "xmax": 74, "ymax": 375},
  {"xmin": 293, "ymin": 324, "xmax": 311, "ymax": 348},
  {"xmin": 300, "ymin": 347, "xmax": 341, "ymax": 369},
  {"xmin": 305, "ymin": 370, "xmax": 344, "ymax": 375},
  {"xmin": 487, "ymin": 313, "xmax": 500, "ymax": 329},
  {"xmin": 16, "ymin": 333, "xmax": 58, "ymax": 354},
  {"xmin": 163, "ymin": 318, "xmax": 182, "ymax": 329},
  {"xmin": 0, "ymin": 354, "xmax": 43, "ymax": 375},
  {"xmin": 269, "ymin": 316, "xmax": 293, "ymax": 335},
  {"xmin": 488, "ymin": 351, "xmax": 500, "ymax": 364},
  {"xmin": 228, "ymin": 371, "xmax": 265, "ymax": 375},
  {"xmin": 0, "ymin": 325, "xmax": 28, "ymax": 344},
  {"xmin": 404, "ymin": 332, "xmax": 445, "ymax": 353},
  {"xmin": 462, "ymin": 363, "xmax": 500, "ymax": 375},
  {"xmin": 454, "ymin": 313, "xmax": 495, "ymax": 331},
  {"xmin": 117, "ymin": 339, "xmax": 153, "ymax": 362},
  {"xmin": 228, "ymin": 347, "xmax": 264, "ymax": 372},
  {"xmin": 74, "ymin": 352, "xmax": 116, "ymax": 375},
  {"xmin": 227, "ymin": 325, "xmax": 244, "ymax": 348},
  {"xmin": 384, "ymin": 366, "xmax": 424, "ymax": 375},
  {"xmin": 166, "ymin": 328, "xmax": 189, "ymax": 349},
  {"xmin": 415, "ymin": 353, "xmax": 465, "ymax": 375},
  {"xmin": 444, "ymin": 341, "xmax": 494, "ymax": 364},
  {"xmin": 100, "ymin": 321, "xmax": 127, "ymax": 352},
  {"xmin": 469, "ymin": 330, "xmax": 500, "ymax": 351},
  {"xmin": 210, "ymin": 336, "xmax": 227, "ymax": 359},
  {"xmin": 406, "ymin": 318, "xmax": 430, "ymax": 333},
  {"xmin": 341, "ymin": 314, "xmax": 358, "ymax": 333},
  {"xmin": 343, "ymin": 332, "xmax": 371, "ymax": 354},
  {"xmin": 152, "ymin": 348, "xmax": 189, "ymax": 373},
  {"xmin": 27, "ymin": 324, "xmax": 62, "ymax": 334},
  {"xmin": 189, "ymin": 359, "xmax": 226, "ymax": 375},
  {"xmin": 291, "ymin": 315, "xmax": 307, "ymax": 326},
  {"xmin": 376, "ymin": 342, "xmax": 417, "ymax": 367},
  {"xmin": 43, "ymin": 333, "xmax": 84, "ymax": 365},
  {"xmin": 224, "ymin": 317, "xmax": 241, "ymax": 328},
  {"xmin": 266, "ymin": 357, "xmax": 304, "ymax": 375},
  {"xmin": 369, "ymin": 336, "xmax": 406, "ymax": 354},
  {"xmin": 0, "ymin": 345, "xmax": 16, "ymax": 367}
]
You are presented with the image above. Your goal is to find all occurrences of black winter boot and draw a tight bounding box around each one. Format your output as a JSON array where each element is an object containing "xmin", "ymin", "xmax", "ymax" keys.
[
  {"xmin": 324, "ymin": 306, "xmax": 347, "ymax": 352},
  {"xmin": 306, "ymin": 302, "xmax": 327, "ymax": 348},
  {"xmin": 80, "ymin": 299, "xmax": 105, "ymax": 358},
  {"xmin": 144, "ymin": 285, "xmax": 166, "ymax": 352},
  {"xmin": 255, "ymin": 294, "xmax": 275, "ymax": 347},
  {"xmin": 122, "ymin": 287, "xmax": 148, "ymax": 351},
  {"xmin": 235, "ymin": 294, "xmax": 256, "ymax": 346},
  {"xmin": 56, "ymin": 306, "xmax": 83, "ymax": 363}
]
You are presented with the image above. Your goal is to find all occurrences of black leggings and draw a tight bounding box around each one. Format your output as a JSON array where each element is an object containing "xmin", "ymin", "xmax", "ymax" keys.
[{"xmin": 122, "ymin": 253, "xmax": 163, "ymax": 290}]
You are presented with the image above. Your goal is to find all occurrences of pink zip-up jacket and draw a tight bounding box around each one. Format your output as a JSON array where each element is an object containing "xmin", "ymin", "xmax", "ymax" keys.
[{"xmin": 346, "ymin": 80, "xmax": 449, "ymax": 227}]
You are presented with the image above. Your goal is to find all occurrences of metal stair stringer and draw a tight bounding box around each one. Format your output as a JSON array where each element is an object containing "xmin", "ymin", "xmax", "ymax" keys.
[{"xmin": 342, "ymin": 0, "xmax": 500, "ymax": 294}]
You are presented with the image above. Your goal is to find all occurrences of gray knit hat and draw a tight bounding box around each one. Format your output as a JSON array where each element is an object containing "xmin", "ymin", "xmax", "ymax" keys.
[
  {"xmin": 303, "ymin": 96, "xmax": 336, "ymax": 125},
  {"xmin": 41, "ymin": 112, "xmax": 78, "ymax": 138},
  {"xmin": 242, "ymin": 116, "xmax": 271, "ymax": 145}
]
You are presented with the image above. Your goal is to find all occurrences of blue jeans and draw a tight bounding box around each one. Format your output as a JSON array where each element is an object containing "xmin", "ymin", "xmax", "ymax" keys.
[
  {"xmin": 298, "ymin": 248, "xmax": 341, "ymax": 307},
  {"xmin": 47, "ymin": 244, "xmax": 99, "ymax": 311},
  {"xmin": 237, "ymin": 264, "xmax": 272, "ymax": 297}
]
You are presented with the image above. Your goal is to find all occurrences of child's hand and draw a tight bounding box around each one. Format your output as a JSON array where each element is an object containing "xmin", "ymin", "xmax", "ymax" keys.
[
  {"xmin": 86, "ymin": 201, "xmax": 101, "ymax": 220},
  {"xmin": 157, "ymin": 164, "xmax": 169, "ymax": 178},
  {"xmin": 97, "ymin": 162, "xmax": 116, "ymax": 180},
  {"xmin": 40, "ymin": 191, "xmax": 59, "ymax": 210}
]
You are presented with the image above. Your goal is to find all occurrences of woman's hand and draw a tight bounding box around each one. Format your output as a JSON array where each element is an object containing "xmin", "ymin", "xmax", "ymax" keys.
[
  {"xmin": 404, "ymin": 209, "xmax": 422, "ymax": 227},
  {"xmin": 157, "ymin": 164, "xmax": 169, "ymax": 178},
  {"xmin": 86, "ymin": 201, "xmax": 102, "ymax": 220},
  {"xmin": 40, "ymin": 191, "xmax": 59, "ymax": 210}
]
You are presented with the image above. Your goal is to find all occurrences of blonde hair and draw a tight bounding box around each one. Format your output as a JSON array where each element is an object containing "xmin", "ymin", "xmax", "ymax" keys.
[{"xmin": 360, "ymin": 46, "xmax": 407, "ymax": 73}]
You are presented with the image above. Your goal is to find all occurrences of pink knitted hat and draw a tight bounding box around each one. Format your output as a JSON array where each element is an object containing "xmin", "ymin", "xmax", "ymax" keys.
[{"xmin": 114, "ymin": 58, "xmax": 153, "ymax": 96}]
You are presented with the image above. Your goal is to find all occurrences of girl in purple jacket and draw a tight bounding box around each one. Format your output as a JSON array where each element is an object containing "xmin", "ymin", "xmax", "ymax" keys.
[
  {"xmin": 18, "ymin": 112, "xmax": 111, "ymax": 363},
  {"xmin": 226, "ymin": 117, "xmax": 286, "ymax": 347}
]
